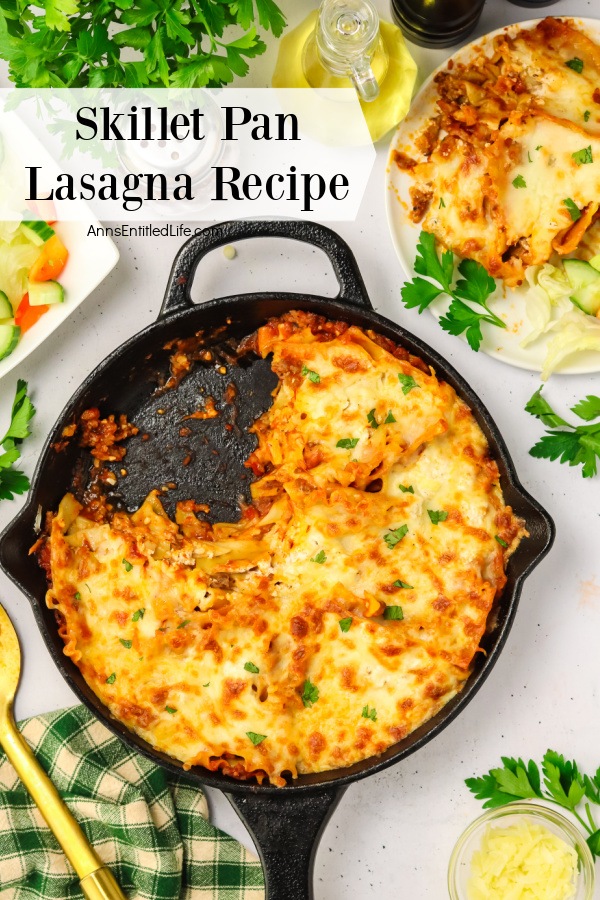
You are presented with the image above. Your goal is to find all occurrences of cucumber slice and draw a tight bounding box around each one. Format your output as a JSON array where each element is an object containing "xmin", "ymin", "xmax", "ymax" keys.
[
  {"xmin": 0, "ymin": 323, "xmax": 20, "ymax": 361},
  {"xmin": 563, "ymin": 258, "xmax": 600, "ymax": 316},
  {"xmin": 27, "ymin": 279, "xmax": 64, "ymax": 307},
  {"xmin": 20, "ymin": 219, "xmax": 55, "ymax": 246},
  {"xmin": 590, "ymin": 255, "xmax": 600, "ymax": 274},
  {"xmin": 0, "ymin": 290, "xmax": 13, "ymax": 320}
]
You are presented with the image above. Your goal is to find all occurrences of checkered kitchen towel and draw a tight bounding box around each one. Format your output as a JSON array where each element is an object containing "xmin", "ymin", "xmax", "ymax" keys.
[{"xmin": 0, "ymin": 706, "xmax": 264, "ymax": 900}]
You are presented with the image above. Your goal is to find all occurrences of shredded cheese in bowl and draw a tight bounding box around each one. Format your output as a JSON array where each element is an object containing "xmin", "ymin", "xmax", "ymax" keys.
[
  {"xmin": 448, "ymin": 803, "xmax": 595, "ymax": 900},
  {"xmin": 468, "ymin": 821, "xmax": 578, "ymax": 900}
]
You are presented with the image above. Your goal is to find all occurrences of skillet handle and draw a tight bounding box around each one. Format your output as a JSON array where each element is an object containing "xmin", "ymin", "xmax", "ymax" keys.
[
  {"xmin": 159, "ymin": 220, "xmax": 372, "ymax": 318},
  {"xmin": 226, "ymin": 785, "xmax": 346, "ymax": 900}
]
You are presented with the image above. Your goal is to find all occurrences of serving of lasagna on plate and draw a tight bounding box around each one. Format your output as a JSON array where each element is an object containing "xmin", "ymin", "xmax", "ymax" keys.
[
  {"xmin": 387, "ymin": 16, "xmax": 600, "ymax": 374},
  {"xmin": 40, "ymin": 312, "xmax": 524, "ymax": 786}
]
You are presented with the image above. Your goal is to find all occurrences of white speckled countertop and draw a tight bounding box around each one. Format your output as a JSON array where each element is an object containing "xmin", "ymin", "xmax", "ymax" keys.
[{"xmin": 1, "ymin": 1, "xmax": 599, "ymax": 896}]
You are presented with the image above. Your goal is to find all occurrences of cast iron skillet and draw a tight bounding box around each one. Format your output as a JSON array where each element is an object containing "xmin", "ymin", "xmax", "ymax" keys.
[{"xmin": 0, "ymin": 220, "xmax": 554, "ymax": 899}]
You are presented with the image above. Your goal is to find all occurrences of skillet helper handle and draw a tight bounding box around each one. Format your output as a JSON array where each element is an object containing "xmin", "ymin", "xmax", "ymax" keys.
[
  {"xmin": 0, "ymin": 718, "xmax": 127, "ymax": 900},
  {"xmin": 226, "ymin": 785, "xmax": 346, "ymax": 900},
  {"xmin": 160, "ymin": 220, "xmax": 372, "ymax": 317}
]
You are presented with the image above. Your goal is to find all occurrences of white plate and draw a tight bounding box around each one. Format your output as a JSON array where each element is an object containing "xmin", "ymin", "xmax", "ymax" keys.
[
  {"xmin": 386, "ymin": 17, "xmax": 600, "ymax": 375},
  {"xmin": 0, "ymin": 116, "xmax": 119, "ymax": 381}
]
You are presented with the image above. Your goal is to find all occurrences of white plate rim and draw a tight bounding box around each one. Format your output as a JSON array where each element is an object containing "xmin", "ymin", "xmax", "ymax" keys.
[{"xmin": 385, "ymin": 15, "xmax": 600, "ymax": 376}]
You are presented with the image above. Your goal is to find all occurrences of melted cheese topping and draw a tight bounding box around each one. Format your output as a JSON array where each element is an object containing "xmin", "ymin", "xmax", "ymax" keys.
[
  {"xmin": 46, "ymin": 313, "xmax": 524, "ymax": 785},
  {"xmin": 404, "ymin": 17, "xmax": 600, "ymax": 286}
]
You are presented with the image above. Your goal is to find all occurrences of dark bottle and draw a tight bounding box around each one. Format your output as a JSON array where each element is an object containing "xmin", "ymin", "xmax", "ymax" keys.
[
  {"xmin": 505, "ymin": 0, "xmax": 560, "ymax": 6},
  {"xmin": 391, "ymin": 0, "xmax": 486, "ymax": 49}
]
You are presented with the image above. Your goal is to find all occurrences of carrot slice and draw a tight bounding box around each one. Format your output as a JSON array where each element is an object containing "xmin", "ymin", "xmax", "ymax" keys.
[
  {"xmin": 29, "ymin": 235, "xmax": 69, "ymax": 282},
  {"xmin": 15, "ymin": 293, "xmax": 49, "ymax": 333}
]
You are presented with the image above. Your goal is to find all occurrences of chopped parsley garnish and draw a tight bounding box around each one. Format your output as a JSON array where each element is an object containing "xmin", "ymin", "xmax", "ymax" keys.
[
  {"xmin": 177, "ymin": 620, "xmax": 190, "ymax": 629},
  {"xmin": 165, "ymin": 706, "xmax": 177, "ymax": 714},
  {"xmin": 301, "ymin": 365, "xmax": 320, "ymax": 384},
  {"xmin": 384, "ymin": 525, "xmax": 408, "ymax": 549},
  {"xmin": 301, "ymin": 679, "xmax": 319, "ymax": 708},
  {"xmin": 565, "ymin": 57, "xmax": 584, "ymax": 73},
  {"xmin": 527, "ymin": 151, "xmax": 532, "ymax": 163},
  {"xmin": 105, "ymin": 673, "xmax": 116, "ymax": 684},
  {"xmin": 384, "ymin": 605, "xmax": 404, "ymax": 621},
  {"xmin": 398, "ymin": 373, "xmax": 418, "ymax": 395},
  {"xmin": 398, "ymin": 484, "xmax": 414, "ymax": 493},
  {"xmin": 428, "ymin": 509, "xmax": 448, "ymax": 525},
  {"xmin": 572, "ymin": 146, "xmax": 593, "ymax": 166},
  {"xmin": 439, "ymin": 197, "xmax": 446, "ymax": 208},
  {"xmin": 584, "ymin": 110, "xmax": 591, "ymax": 122},
  {"xmin": 336, "ymin": 438, "xmax": 359, "ymax": 450},
  {"xmin": 122, "ymin": 559, "xmax": 133, "ymax": 572},
  {"xmin": 310, "ymin": 550, "xmax": 327, "ymax": 564},
  {"xmin": 361, "ymin": 705, "xmax": 377, "ymax": 722},
  {"xmin": 339, "ymin": 617, "xmax": 352, "ymax": 633},
  {"xmin": 495, "ymin": 535, "xmax": 509, "ymax": 548},
  {"xmin": 384, "ymin": 411, "xmax": 396, "ymax": 424},
  {"xmin": 244, "ymin": 661, "xmax": 260, "ymax": 674},
  {"xmin": 512, "ymin": 175, "xmax": 527, "ymax": 189},
  {"xmin": 563, "ymin": 198, "xmax": 581, "ymax": 222},
  {"xmin": 132, "ymin": 608, "xmax": 145, "ymax": 622},
  {"xmin": 535, "ymin": 145, "xmax": 542, "ymax": 151},
  {"xmin": 203, "ymin": 682, "xmax": 210, "ymax": 687},
  {"xmin": 119, "ymin": 638, "xmax": 132, "ymax": 649},
  {"xmin": 393, "ymin": 580, "xmax": 413, "ymax": 589},
  {"xmin": 367, "ymin": 408, "xmax": 379, "ymax": 429},
  {"xmin": 246, "ymin": 732, "xmax": 267, "ymax": 746},
  {"xmin": 74, "ymin": 592, "xmax": 81, "ymax": 601}
]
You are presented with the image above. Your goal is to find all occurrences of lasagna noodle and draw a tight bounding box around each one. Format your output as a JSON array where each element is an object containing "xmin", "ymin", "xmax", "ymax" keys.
[
  {"xmin": 45, "ymin": 312, "xmax": 524, "ymax": 784},
  {"xmin": 402, "ymin": 17, "xmax": 600, "ymax": 285}
]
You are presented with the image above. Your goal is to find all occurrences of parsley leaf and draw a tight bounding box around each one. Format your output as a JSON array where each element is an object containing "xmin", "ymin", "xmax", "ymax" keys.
[
  {"xmin": 361, "ymin": 705, "xmax": 377, "ymax": 721},
  {"xmin": 512, "ymin": 174, "xmax": 527, "ymax": 189},
  {"xmin": 398, "ymin": 374, "xmax": 418, "ymax": 395},
  {"xmin": 563, "ymin": 198, "xmax": 581, "ymax": 221},
  {"xmin": 132, "ymin": 608, "xmax": 145, "ymax": 622},
  {"xmin": 412, "ymin": 230, "xmax": 454, "ymax": 293},
  {"xmin": 310, "ymin": 550, "xmax": 327, "ymax": 564},
  {"xmin": 439, "ymin": 197, "xmax": 446, "ymax": 208},
  {"xmin": 122, "ymin": 559, "xmax": 133, "ymax": 572},
  {"xmin": 384, "ymin": 525, "xmax": 408, "ymax": 549},
  {"xmin": 244, "ymin": 661, "xmax": 259, "ymax": 674},
  {"xmin": 301, "ymin": 679, "xmax": 319, "ymax": 708},
  {"xmin": 301, "ymin": 365, "xmax": 320, "ymax": 384},
  {"xmin": 367, "ymin": 408, "xmax": 379, "ymax": 429},
  {"xmin": 246, "ymin": 731, "xmax": 267, "ymax": 746},
  {"xmin": 384, "ymin": 411, "xmax": 396, "ymax": 424},
  {"xmin": 0, "ymin": 380, "xmax": 35, "ymax": 503},
  {"xmin": 336, "ymin": 438, "xmax": 359, "ymax": 450},
  {"xmin": 339, "ymin": 617, "xmax": 352, "ymax": 632},
  {"xmin": 119, "ymin": 638, "xmax": 132, "ymax": 649},
  {"xmin": 572, "ymin": 145, "xmax": 593, "ymax": 165},
  {"xmin": 177, "ymin": 620, "xmax": 190, "ymax": 629},
  {"xmin": 427, "ymin": 509, "xmax": 448, "ymax": 525},
  {"xmin": 393, "ymin": 580, "xmax": 413, "ymax": 589},
  {"xmin": 165, "ymin": 706, "xmax": 177, "ymax": 714},
  {"xmin": 398, "ymin": 484, "xmax": 414, "ymax": 493},
  {"xmin": 526, "ymin": 388, "xmax": 600, "ymax": 478},
  {"xmin": 383, "ymin": 605, "xmax": 403, "ymax": 620},
  {"xmin": 566, "ymin": 57, "xmax": 584, "ymax": 73},
  {"xmin": 584, "ymin": 110, "xmax": 591, "ymax": 122},
  {"xmin": 105, "ymin": 673, "xmax": 116, "ymax": 685},
  {"xmin": 571, "ymin": 395, "xmax": 600, "ymax": 422},
  {"xmin": 495, "ymin": 535, "xmax": 508, "ymax": 548}
]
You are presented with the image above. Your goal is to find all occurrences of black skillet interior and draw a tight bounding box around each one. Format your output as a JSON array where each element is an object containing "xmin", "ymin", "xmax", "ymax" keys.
[{"xmin": 0, "ymin": 220, "xmax": 555, "ymax": 900}]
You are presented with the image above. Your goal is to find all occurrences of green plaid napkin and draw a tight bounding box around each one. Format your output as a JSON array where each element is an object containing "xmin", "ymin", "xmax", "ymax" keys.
[{"xmin": 0, "ymin": 705, "xmax": 264, "ymax": 900}]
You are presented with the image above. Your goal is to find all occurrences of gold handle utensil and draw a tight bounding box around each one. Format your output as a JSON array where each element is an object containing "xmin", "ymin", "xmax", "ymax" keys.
[{"xmin": 0, "ymin": 602, "xmax": 127, "ymax": 900}]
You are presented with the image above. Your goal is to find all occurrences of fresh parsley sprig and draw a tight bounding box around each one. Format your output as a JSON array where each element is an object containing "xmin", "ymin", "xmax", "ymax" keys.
[
  {"xmin": 466, "ymin": 751, "xmax": 600, "ymax": 856},
  {"xmin": 401, "ymin": 232, "xmax": 505, "ymax": 352},
  {"xmin": 0, "ymin": 0, "xmax": 285, "ymax": 89},
  {"xmin": 525, "ymin": 388, "xmax": 600, "ymax": 478},
  {"xmin": 0, "ymin": 380, "xmax": 35, "ymax": 502}
]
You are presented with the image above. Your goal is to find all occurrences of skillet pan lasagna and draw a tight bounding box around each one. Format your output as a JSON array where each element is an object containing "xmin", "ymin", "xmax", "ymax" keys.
[
  {"xmin": 41, "ymin": 312, "xmax": 524, "ymax": 785},
  {"xmin": 396, "ymin": 17, "xmax": 600, "ymax": 286}
]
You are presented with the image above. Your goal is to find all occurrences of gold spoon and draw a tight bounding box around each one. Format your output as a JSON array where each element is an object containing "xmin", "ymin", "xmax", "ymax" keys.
[{"xmin": 0, "ymin": 602, "xmax": 127, "ymax": 900}]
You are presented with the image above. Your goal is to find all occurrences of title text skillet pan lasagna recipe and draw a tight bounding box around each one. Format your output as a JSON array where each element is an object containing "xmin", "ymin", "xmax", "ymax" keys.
[{"xmin": 38, "ymin": 311, "xmax": 525, "ymax": 786}]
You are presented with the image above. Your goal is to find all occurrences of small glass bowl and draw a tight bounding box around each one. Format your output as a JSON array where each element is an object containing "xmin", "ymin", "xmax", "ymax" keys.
[{"xmin": 448, "ymin": 802, "xmax": 595, "ymax": 900}]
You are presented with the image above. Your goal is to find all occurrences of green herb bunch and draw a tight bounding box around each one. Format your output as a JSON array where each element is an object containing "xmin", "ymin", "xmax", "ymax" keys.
[
  {"xmin": 467, "ymin": 751, "xmax": 600, "ymax": 857},
  {"xmin": 0, "ymin": 379, "xmax": 35, "ymax": 501},
  {"xmin": 0, "ymin": 0, "xmax": 286, "ymax": 88}
]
